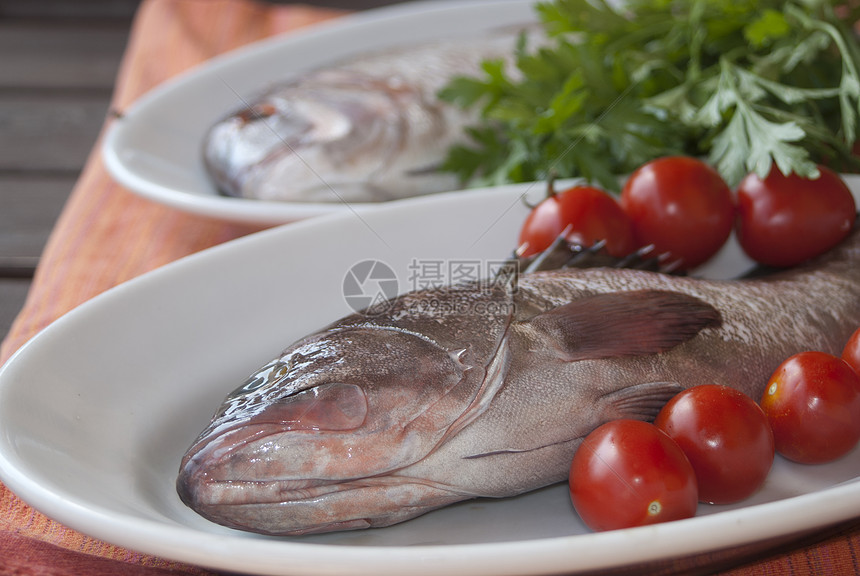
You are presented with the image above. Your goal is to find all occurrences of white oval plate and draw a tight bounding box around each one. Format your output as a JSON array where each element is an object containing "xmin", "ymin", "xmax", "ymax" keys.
[
  {"xmin": 101, "ymin": 0, "xmax": 537, "ymax": 225},
  {"xmin": 2, "ymin": 182, "xmax": 860, "ymax": 575}
]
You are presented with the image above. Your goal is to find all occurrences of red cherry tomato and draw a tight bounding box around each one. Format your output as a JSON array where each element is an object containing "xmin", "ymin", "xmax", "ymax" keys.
[
  {"xmin": 760, "ymin": 351, "xmax": 860, "ymax": 464},
  {"xmin": 518, "ymin": 185, "xmax": 636, "ymax": 258},
  {"xmin": 654, "ymin": 385, "xmax": 774, "ymax": 505},
  {"xmin": 842, "ymin": 327, "xmax": 860, "ymax": 376},
  {"xmin": 620, "ymin": 156, "xmax": 733, "ymax": 270},
  {"xmin": 569, "ymin": 419, "xmax": 698, "ymax": 531},
  {"xmin": 735, "ymin": 165, "xmax": 856, "ymax": 267}
]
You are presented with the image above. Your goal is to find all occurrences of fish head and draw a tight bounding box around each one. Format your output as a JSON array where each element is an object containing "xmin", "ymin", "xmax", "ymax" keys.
[
  {"xmin": 177, "ymin": 323, "xmax": 496, "ymax": 535},
  {"xmin": 203, "ymin": 71, "xmax": 461, "ymax": 203}
]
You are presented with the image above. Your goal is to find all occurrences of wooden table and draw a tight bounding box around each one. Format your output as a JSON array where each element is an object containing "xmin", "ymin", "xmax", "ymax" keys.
[
  {"xmin": 0, "ymin": 0, "xmax": 403, "ymax": 342},
  {"xmin": 0, "ymin": 0, "xmax": 136, "ymax": 341}
]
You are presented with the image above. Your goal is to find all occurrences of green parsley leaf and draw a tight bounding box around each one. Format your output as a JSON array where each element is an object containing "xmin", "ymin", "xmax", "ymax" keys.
[
  {"xmin": 744, "ymin": 9, "xmax": 791, "ymax": 47},
  {"xmin": 438, "ymin": 0, "xmax": 860, "ymax": 191}
]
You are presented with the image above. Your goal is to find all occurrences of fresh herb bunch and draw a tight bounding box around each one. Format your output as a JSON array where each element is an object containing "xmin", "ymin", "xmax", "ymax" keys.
[{"xmin": 439, "ymin": 0, "xmax": 860, "ymax": 191}]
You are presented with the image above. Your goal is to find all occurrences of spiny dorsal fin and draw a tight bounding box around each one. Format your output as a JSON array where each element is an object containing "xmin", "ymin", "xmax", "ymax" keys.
[
  {"xmin": 491, "ymin": 258, "xmax": 520, "ymax": 295},
  {"xmin": 517, "ymin": 236, "xmax": 683, "ymax": 275}
]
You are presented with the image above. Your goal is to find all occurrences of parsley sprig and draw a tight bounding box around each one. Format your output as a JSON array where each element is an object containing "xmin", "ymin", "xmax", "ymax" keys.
[{"xmin": 439, "ymin": 0, "xmax": 860, "ymax": 191}]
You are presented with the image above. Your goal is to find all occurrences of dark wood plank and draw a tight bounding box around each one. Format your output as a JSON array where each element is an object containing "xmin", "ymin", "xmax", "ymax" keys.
[
  {"xmin": 0, "ymin": 175, "xmax": 72, "ymax": 267},
  {"xmin": 0, "ymin": 94, "xmax": 111, "ymax": 172},
  {"xmin": 0, "ymin": 0, "xmax": 406, "ymax": 19},
  {"xmin": 287, "ymin": 0, "xmax": 412, "ymax": 8},
  {"xmin": 0, "ymin": 0, "xmax": 140, "ymax": 20},
  {"xmin": 0, "ymin": 19, "xmax": 127, "ymax": 347},
  {"xmin": 0, "ymin": 278, "xmax": 31, "ymax": 342},
  {"xmin": 0, "ymin": 23, "xmax": 129, "ymax": 90},
  {"xmin": 0, "ymin": 175, "xmax": 76, "ymax": 339}
]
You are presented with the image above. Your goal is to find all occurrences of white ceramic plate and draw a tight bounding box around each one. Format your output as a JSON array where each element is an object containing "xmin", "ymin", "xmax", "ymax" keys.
[
  {"xmin": 101, "ymin": 0, "xmax": 537, "ymax": 225},
  {"xmin": 2, "ymin": 182, "xmax": 860, "ymax": 575}
]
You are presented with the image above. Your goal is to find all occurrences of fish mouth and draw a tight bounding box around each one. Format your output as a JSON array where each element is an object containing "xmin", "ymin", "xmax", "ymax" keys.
[
  {"xmin": 177, "ymin": 466, "xmax": 464, "ymax": 535},
  {"xmin": 176, "ymin": 421, "xmax": 367, "ymax": 492},
  {"xmin": 179, "ymin": 473, "xmax": 430, "ymax": 506},
  {"xmin": 175, "ymin": 415, "xmax": 464, "ymax": 535}
]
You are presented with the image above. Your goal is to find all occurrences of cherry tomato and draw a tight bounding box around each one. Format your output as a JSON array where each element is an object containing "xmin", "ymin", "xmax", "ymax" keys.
[
  {"xmin": 760, "ymin": 351, "xmax": 860, "ymax": 464},
  {"xmin": 569, "ymin": 419, "xmax": 698, "ymax": 531},
  {"xmin": 735, "ymin": 165, "xmax": 856, "ymax": 268},
  {"xmin": 654, "ymin": 385, "xmax": 774, "ymax": 505},
  {"xmin": 518, "ymin": 184, "xmax": 636, "ymax": 258},
  {"xmin": 620, "ymin": 156, "xmax": 734, "ymax": 270},
  {"xmin": 842, "ymin": 327, "xmax": 860, "ymax": 376}
]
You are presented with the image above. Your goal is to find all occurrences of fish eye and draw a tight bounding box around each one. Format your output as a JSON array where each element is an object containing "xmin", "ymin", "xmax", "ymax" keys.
[
  {"xmin": 268, "ymin": 361, "xmax": 291, "ymax": 384},
  {"xmin": 226, "ymin": 352, "xmax": 308, "ymax": 401}
]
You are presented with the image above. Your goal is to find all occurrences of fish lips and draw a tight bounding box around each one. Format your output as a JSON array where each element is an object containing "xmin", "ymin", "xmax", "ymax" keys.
[
  {"xmin": 178, "ymin": 466, "xmax": 464, "ymax": 535},
  {"xmin": 174, "ymin": 382, "xmax": 464, "ymax": 535},
  {"xmin": 176, "ymin": 418, "xmax": 466, "ymax": 536}
]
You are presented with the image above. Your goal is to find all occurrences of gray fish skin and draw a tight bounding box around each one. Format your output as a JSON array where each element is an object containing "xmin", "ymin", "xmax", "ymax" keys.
[
  {"xmin": 177, "ymin": 228, "xmax": 860, "ymax": 535},
  {"xmin": 203, "ymin": 30, "xmax": 529, "ymax": 203}
]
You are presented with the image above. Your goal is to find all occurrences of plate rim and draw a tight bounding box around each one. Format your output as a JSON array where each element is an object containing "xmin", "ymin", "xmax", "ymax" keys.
[
  {"xmin": 2, "ymin": 182, "xmax": 860, "ymax": 575},
  {"xmin": 100, "ymin": 0, "xmax": 538, "ymax": 225}
]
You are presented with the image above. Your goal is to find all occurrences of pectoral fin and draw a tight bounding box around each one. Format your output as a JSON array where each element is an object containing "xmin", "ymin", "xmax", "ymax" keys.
[
  {"xmin": 600, "ymin": 381, "xmax": 685, "ymax": 422},
  {"xmin": 463, "ymin": 381, "xmax": 684, "ymax": 460},
  {"xmin": 528, "ymin": 289, "xmax": 721, "ymax": 361}
]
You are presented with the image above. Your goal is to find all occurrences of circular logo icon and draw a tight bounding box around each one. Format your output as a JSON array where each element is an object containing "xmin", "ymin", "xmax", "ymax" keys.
[{"xmin": 343, "ymin": 259, "xmax": 399, "ymax": 314}]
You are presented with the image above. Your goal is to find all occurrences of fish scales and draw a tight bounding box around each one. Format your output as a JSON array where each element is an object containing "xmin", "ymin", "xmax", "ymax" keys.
[{"xmin": 178, "ymin": 227, "xmax": 860, "ymax": 536}]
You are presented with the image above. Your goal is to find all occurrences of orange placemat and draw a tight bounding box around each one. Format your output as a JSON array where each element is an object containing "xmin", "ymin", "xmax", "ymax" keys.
[{"xmin": 2, "ymin": 0, "xmax": 860, "ymax": 574}]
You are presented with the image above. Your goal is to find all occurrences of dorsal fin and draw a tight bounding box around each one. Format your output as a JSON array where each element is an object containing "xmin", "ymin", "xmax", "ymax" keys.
[
  {"xmin": 491, "ymin": 258, "xmax": 520, "ymax": 294},
  {"xmin": 527, "ymin": 289, "xmax": 721, "ymax": 361}
]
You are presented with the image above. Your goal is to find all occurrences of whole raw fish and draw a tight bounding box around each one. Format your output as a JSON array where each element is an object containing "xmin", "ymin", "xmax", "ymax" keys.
[
  {"xmin": 203, "ymin": 29, "xmax": 530, "ymax": 203},
  {"xmin": 177, "ymin": 228, "xmax": 860, "ymax": 535}
]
